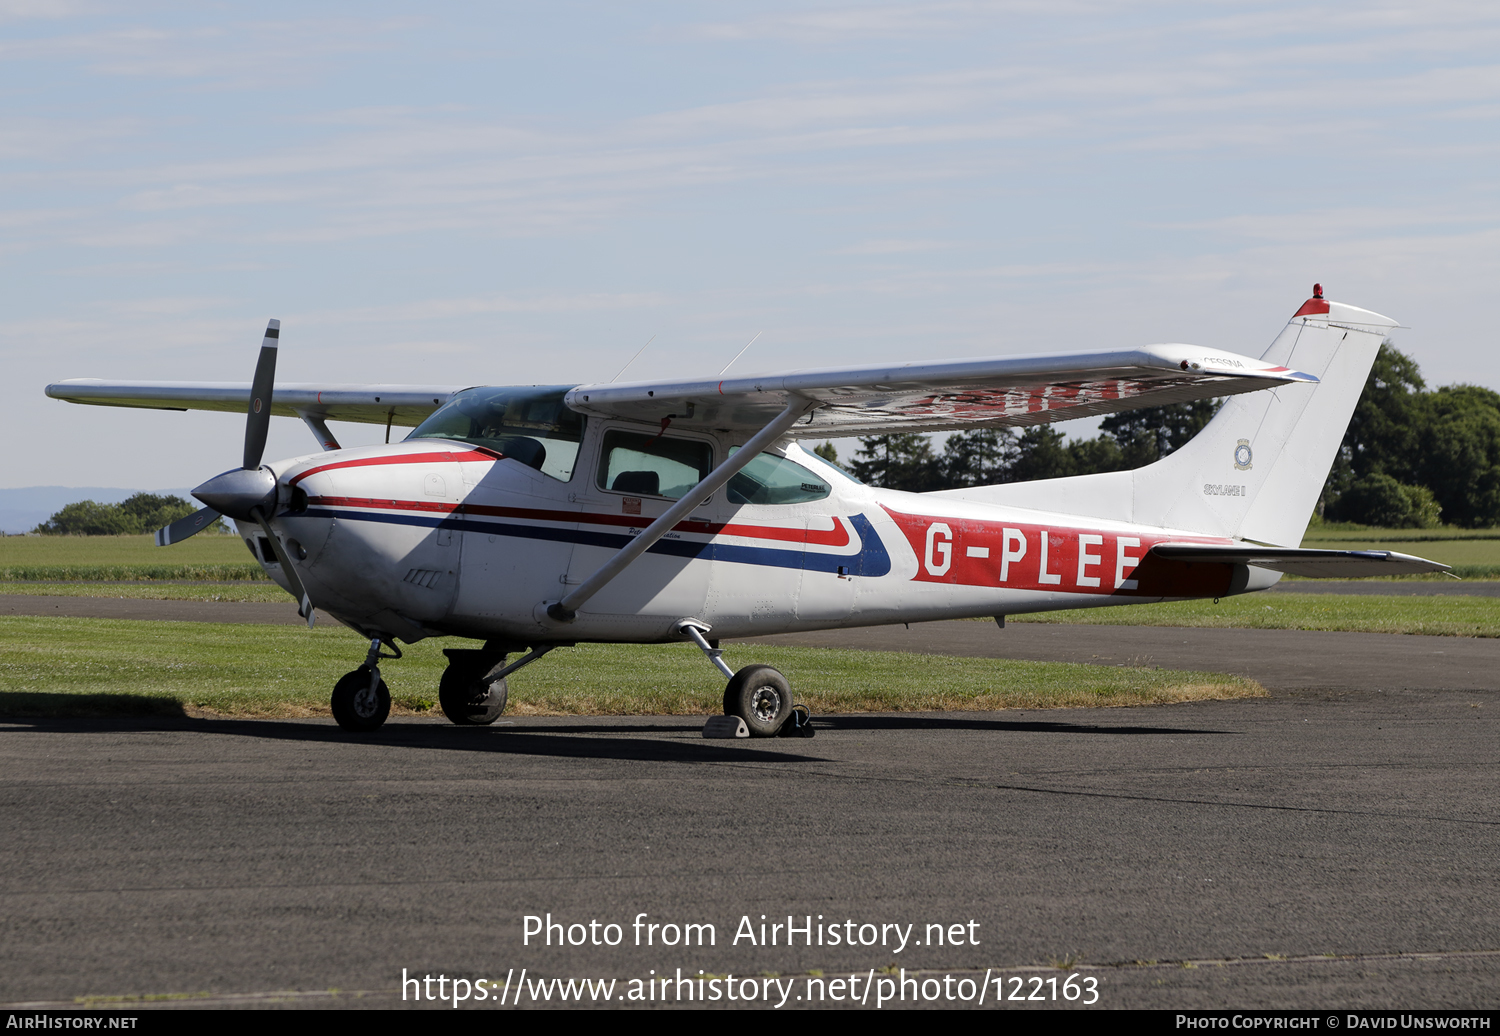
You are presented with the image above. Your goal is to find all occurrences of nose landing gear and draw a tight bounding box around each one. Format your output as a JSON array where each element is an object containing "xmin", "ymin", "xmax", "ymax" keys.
[{"xmin": 331, "ymin": 637, "xmax": 400, "ymax": 732}]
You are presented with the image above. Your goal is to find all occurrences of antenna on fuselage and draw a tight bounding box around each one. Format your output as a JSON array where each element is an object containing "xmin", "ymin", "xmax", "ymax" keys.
[
  {"xmin": 718, "ymin": 330, "xmax": 763, "ymax": 377},
  {"xmin": 610, "ymin": 334, "xmax": 656, "ymax": 383}
]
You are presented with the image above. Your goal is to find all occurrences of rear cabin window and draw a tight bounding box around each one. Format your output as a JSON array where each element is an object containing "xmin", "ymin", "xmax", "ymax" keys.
[
  {"xmin": 597, "ymin": 430, "xmax": 713, "ymax": 500},
  {"xmin": 406, "ymin": 386, "xmax": 584, "ymax": 482}
]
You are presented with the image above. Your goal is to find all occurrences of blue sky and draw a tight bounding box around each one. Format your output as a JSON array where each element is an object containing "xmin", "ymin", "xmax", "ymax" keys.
[{"xmin": 5, "ymin": 1, "xmax": 1499, "ymax": 487}]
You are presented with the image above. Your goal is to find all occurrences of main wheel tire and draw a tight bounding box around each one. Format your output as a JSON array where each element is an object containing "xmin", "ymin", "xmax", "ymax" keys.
[
  {"xmin": 723, "ymin": 664, "xmax": 793, "ymax": 738},
  {"xmin": 438, "ymin": 661, "xmax": 508, "ymax": 725},
  {"xmin": 332, "ymin": 665, "xmax": 391, "ymax": 732}
]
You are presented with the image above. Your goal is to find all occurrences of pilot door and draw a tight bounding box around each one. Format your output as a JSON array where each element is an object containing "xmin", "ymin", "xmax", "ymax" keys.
[{"xmin": 561, "ymin": 425, "xmax": 716, "ymax": 625}]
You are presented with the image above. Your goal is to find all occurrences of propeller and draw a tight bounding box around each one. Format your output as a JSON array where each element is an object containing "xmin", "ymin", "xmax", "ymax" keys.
[
  {"xmin": 154, "ymin": 320, "xmax": 315, "ymax": 626},
  {"xmin": 155, "ymin": 505, "xmax": 222, "ymax": 546}
]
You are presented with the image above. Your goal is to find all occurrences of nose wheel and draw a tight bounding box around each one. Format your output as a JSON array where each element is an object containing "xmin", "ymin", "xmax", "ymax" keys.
[
  {"xmin": 332, "ymin": 637, "xmax": 400, "ymax": 732},
  {"xmin": 332, "ymin": 665, "xmax": 390, "ymax": 732}
]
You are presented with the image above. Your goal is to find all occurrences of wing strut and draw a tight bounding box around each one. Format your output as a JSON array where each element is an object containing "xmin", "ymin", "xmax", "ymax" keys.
[
  {"xmin": 543, "ymin": 397, "xmax": 819, "ymax": 623},
  {"xmin": 296, "ymin": 410, "xmax": 341, "ymax": 451}
]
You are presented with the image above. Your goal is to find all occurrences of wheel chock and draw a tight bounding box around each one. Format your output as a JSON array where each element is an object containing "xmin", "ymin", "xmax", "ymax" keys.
[
  {"xmin": 777, "ymin": 704, "xmax": 815, "ymax": 738},
  {"xmin": 703, "ymin": 715, "xmax": 749, "ymax": 739}
]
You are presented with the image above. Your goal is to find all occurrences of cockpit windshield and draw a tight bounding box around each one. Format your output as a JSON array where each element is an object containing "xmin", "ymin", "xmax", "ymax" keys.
[{"xmin": 406, "ymin": 385, "xmax": 584, "ymax": 482}]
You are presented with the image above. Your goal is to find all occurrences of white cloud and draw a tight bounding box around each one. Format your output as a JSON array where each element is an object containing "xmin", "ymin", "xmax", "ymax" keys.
[
  {"xmin": 298, "ymin": 292, "xmax": 672, "ymax": 327},
  {"xmin": 0, "ymin": 17, "xmax": 409, "ymax": 87},
  {"xmin": 833, "ymin": 239, "xmax": 958, "ymax": 255},
  {"xmin": 0, "ymin": 0, "xmax": 95, "ymax": 22},
  {"xmin": 690, "ymin": 0, "xmax": 1119, "ymax": 43},
  {"xmin": 6, "ymin": 2, "xmax": 1500, "ymax": 485},
  {"xmin": 3, "ymin": 3, "xmax": 1495, "ymax": 251}
]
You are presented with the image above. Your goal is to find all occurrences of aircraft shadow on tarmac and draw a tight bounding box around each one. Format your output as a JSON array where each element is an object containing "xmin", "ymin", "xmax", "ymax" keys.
[
  {"xmin": 0, "ymin": 711, "xmax": 828, "ymax": 764},
  {"xmin": 0, "ymin": 702, "xmax": 1235, "ymax": 757}
]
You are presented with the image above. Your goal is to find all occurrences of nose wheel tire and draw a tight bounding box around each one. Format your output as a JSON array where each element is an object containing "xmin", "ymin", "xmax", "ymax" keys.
[
  {"xmin": 438, "ymin": 664, "xmax": 509, "ymax": 725},
  {"xmin": 723, "ymin": 664, "xmax": 793, "ymax": 738},
  {"xmin": 332, "ymin": 665, "xmax": 391, "ymax": 732}
]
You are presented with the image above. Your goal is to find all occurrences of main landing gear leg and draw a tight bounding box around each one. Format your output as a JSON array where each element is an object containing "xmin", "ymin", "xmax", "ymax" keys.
[
  {"xmin": 439, "ymin": 641, "xmax": 561, "ymax": 726},
  {"xmin": 677, "ymin": 619, "xmax": 814, "ymax": 739},
  {"xmin": 332, "ymin": 637, "xmax": 399, "ymax": 732},
  {"xmin": 439, "ymin": 641, "xmax": 513, "ymax": 725}
]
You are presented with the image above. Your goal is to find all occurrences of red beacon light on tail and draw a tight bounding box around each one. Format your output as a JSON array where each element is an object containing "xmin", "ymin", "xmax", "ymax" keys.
[{"xmin": 1295, "ymin": 283, "xmax": 1330, "ymax": 317}]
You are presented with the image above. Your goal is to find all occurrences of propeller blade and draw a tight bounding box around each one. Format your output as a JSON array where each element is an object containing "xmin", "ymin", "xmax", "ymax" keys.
[
  {"xmin": 154, "ymin": 506, "xmax": 222, "ymax": 547},
  {"xmin": 243, "ymin": 319, "xmax": 280, "ymax": 471},
  {"xmin": 251, "ymin": 507, "xmax": 316, "ymax": 628}
]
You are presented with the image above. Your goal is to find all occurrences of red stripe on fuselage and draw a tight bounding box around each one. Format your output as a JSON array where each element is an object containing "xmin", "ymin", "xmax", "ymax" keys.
[
  {"xmin": 881, "ymin": 504, "xmax": 1233, "ymax": 597},
  {"xmin": 288, "ymin": 447, "xmax": 500, "ymax": 487},
  {"xmin": 305, "ymin": 495, "xmax": 852, "ymax": 547}
]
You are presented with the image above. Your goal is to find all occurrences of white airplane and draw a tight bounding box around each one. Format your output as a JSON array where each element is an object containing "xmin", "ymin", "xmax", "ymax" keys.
[{"xmin": 47, "ymin": 286, "xmax": 1446, "ymax": 735}]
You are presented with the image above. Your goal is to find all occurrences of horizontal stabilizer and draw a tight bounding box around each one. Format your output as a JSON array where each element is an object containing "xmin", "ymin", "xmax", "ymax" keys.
[{"xmin": 1151, "ymin": 543, "xmax": 1450, "ymax": 578}]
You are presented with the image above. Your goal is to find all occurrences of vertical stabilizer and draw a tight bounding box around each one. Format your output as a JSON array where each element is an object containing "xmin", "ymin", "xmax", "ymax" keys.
[{"xmin": 1130, "ymin": 290, "xmax": 1396, "ymax": 545}]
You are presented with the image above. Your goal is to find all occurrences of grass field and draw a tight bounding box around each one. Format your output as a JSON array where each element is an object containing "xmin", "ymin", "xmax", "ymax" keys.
[
  {"xmin": 0, "ymin": 616, "xmax": 1263, "ymax": 718},
  {"xmin": 0, "ymin": 532, "xmax": 1486, "ymax": 721},
  {"xmin": 1010, "ymin": 593, "xmax": 1500, "ymax": 637},
  {"xmin": 6, "ymin": 531, "xmax": 1500, "ymax": 646},
  {"xmin": 6, "ymin": 527, "xmax": 1500, "ymax": 580},
  {"xmin": 5, "ymin": 583, "xmax": 1499, "ymax": 638},
  {"xmin": 0, "ymin": 582, "xmax": 290, "ymax": 601},
  {"xmin": 1299, "ymin": 523, "xmax": 1500, "ymax": 578},
  {"xmin": 1302, "ymin": 522, "xmax": 1500, "ymax": 542},
  {"xmin": 0, "ymin": 532, "xmax": 263, "ymax": 581}
]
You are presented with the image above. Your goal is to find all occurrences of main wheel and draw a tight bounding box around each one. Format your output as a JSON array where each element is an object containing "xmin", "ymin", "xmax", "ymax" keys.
[
  {"xmin": 723, "ymin": 664, "xmax": 793, "ymax": 738},
  {"xmin": 332, "ymin": 665, "xmax": 391, "ymax": 732},
  {"xmin": 438, "ymin": 660, "xmax": 509, "ymax": 725}
]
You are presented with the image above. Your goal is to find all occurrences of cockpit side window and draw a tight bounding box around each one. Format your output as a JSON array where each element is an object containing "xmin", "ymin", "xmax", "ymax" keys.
[
  {"xmin": 597, "ymin": 430, "xmax": 713, "ymax": 500},
  {"xmin": 406, "ymin": 386, "xmax": 585, "ymax": 482}
]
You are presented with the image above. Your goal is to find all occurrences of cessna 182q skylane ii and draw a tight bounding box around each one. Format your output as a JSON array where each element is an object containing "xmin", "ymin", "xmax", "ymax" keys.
[{"xmin": 47, "ymin": 287, "xmax": 1446, "ymax": 735}]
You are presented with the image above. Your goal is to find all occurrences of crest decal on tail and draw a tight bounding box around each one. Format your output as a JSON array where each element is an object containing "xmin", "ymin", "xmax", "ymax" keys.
[{"xmin": 1234, "ymin": 439, "xmax": 1253, "ymax": 471}]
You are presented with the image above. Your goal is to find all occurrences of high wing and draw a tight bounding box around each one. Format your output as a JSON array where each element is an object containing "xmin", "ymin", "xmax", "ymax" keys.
[
  {"xmin": 563, "ymin": 344, "xmax": 1316, "ymax": 436},
  {"xmin": 47, "ymin": 343, "xmax": 1310, "ymax": 437},
  {"xmin": 1151, "ymin": 543, "xmax": 1451, "ymax": 578},
  {"xmin": 45, "ymin": 380, "xmax": 466, "ymax": 428}
]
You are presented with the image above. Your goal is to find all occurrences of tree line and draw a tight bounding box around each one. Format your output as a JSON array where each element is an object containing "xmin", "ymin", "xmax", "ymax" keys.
[
  {"xmin": 823, "ymin": 398, "xmax": 1219, "ymax": 496},
  {"xmin": 34, "ymin": 493, "xmax": 212, "ymax": 536},
  {"xmin": 823, "ymin": 344, "xmax": 1500, "ymax": 529}
]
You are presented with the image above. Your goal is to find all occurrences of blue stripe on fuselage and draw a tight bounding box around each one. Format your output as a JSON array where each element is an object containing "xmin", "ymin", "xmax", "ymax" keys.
[{"xmin": 296, "ymin": 508, "xmax": 892, "ymax": 577}]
